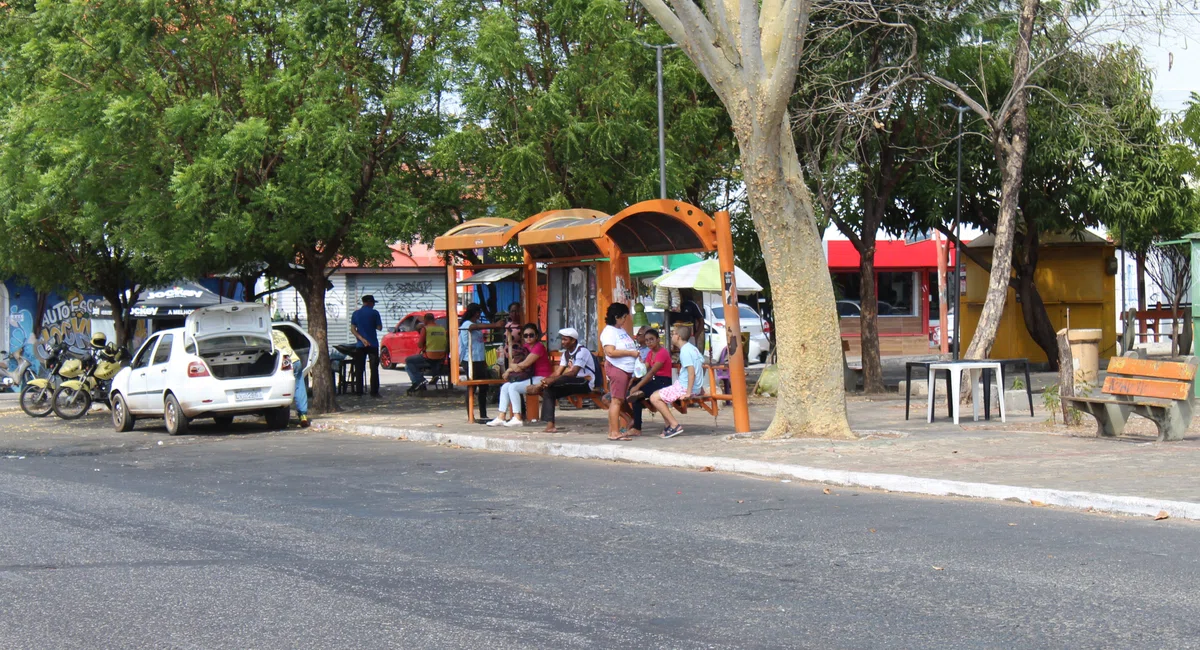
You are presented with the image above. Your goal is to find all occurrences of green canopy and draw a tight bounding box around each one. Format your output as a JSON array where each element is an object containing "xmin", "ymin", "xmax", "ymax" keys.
[{"xmin": 628, "ymin": 253, "xmax": 704, "ymax": 277}]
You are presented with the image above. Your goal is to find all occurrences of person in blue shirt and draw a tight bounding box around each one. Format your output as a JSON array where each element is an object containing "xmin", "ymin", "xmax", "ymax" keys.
[
  {"xmin": 649, "ymin": 325, "xmax": 707, "ymax": 438},
  {"xmin": 350, "ymin": 294, "xmax": 384, "ymax": 398},
  {"xmin": 459, "ymin": 303, "xmax": 490, "ymax": 421}
]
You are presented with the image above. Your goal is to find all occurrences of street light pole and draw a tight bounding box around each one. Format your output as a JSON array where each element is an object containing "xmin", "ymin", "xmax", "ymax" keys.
[
  {"xmin": 944, "ymin": 103, "xmax": 969, "ymax": 360},
  {"xmin": 642, "ymin": 42, "xmax": 677, "ymax": 200},
  {"xmin": 642, "ymin": 42, "xmax": 678, "ymax": 274}
]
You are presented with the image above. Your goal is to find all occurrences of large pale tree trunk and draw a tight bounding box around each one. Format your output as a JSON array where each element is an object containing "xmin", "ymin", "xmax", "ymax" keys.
[
  {"xmin": 298, "ymin": 272, "xmax": 338, "ymax": 415},
  {"xmin": 742, "ymin": 121, "xmax": 852, "ymax": 439},
  {"xmin": 638, "ymin": 0, "xmax": 852, "ymax": 439}
]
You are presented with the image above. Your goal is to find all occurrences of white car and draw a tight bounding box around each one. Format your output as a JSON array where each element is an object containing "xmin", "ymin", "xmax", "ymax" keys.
[
  {"xmin": 109, "ymin": 304, "xmax": 317, "ymax": 435},
  {"xmin": 706, "ymin": 304, "xmax": 771, "ymax": 363},
  {"xmin": 638, "ymin": 304, "xmax": 771, "ymax": 363}
]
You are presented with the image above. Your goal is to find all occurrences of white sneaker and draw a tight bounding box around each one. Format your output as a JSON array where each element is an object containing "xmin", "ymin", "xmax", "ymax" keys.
[
  {"xmin": 504, "ymin": 418, "xmax": 524, "ymax": 428},
  {"xmin": 485, "ymin": 417, "xmax": 506, "ymax": 427}
]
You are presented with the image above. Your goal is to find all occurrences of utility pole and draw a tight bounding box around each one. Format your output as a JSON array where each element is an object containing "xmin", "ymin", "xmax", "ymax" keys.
[
  {"xmin": 944, "ymin": 103, "xmax": 969, "ymax": 360},
  {"xmin": 642, "ymin": 42, "xmax": 678, "ymax": 273}
]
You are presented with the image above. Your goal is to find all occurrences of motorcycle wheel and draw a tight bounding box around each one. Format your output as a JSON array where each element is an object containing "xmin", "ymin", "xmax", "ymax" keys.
[
  {"xmin": 53, "ymin": 385, "xmax": 93, "ymax": 420},
  {"xmin": 19, "ymin": 383, "xmax": 55, "ymax": 418}
]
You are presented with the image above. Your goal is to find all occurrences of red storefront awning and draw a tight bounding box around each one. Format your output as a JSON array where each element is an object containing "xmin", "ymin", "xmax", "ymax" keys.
[{"xmin": 826, "ymin": 238, "xmax": 960, "ymax": 270}]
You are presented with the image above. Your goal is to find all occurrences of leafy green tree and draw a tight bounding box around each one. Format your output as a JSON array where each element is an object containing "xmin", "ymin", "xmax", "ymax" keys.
[
  {"xmin": 793, "ymin": 1, "xmax": 955, "ymax": 392},
  {"xmin": 906, "ymin": 41, "xmax": 1191, "ymax": 366},
  {"xmin": 436, "ymin": 0, "xmax": 738, "ymax": 229},
  {"xmin": 0, "ymin": 0, "xmax": 463, "ymax": 412},
  {"xmin": 0, "ymin": 0, "xmax": 175, "ymax": 346}
]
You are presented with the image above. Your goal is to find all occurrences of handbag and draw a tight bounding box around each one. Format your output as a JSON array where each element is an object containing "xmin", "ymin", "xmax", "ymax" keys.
[{"xmin": 507, "ymin": 369, "xmax": 534, "ymax": 383}]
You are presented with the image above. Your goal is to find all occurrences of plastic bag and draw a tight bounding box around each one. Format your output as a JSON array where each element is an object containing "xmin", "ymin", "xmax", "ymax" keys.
[{"xmin": 754, "ymin": 363, "xmax": 779, "ymax": 397}]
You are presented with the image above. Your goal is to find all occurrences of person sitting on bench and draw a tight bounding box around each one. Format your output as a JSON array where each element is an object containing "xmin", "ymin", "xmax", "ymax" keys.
[
  {"xmin": 405, "ymin": 313, "xmax": 448, "ymax": 395},
  {"xmin": 529, "ymin": 328, "xmax": 596, "ymax": 433},
  {"xmin": 648, "ymin": 325, "xmax": 705, "ymax": 438},
  {"xmin": 487, "ymin": 323, "xmax": 552, "ymax": 428},
  {"xmin": 627, "ymin": 329, "xmax": 673, "ymax": 437}
]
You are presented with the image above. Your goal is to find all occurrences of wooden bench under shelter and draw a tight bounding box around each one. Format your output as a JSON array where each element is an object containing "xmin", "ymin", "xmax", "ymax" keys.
[
  {"xmin": 1063, "ymin": 355, "xmax": 1198, "ymax": 442},
  {"xmin": 671, "ymin": 364, "xmax": 730, "ymax": 417},
  {"xmin": 538, "ymin": 361, "xmax": 730, "ymax": 421}
]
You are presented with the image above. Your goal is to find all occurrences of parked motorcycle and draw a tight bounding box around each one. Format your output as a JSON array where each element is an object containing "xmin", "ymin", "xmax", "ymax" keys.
[
  {"xmin": 0, "ymin": 347, "xmax": 36, "ymax": 394},
  {"xmin": 20, "ymin": 337, "xmax": 80, "ymax": 418},
  {"xmin": 52, "ymin": 341, "xmax": 128, "ymax": 420}
]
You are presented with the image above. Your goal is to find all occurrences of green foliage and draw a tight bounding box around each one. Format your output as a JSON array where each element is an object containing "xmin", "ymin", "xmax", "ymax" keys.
[
  {"xmin": 0, "ymin": 0, "xmax": 462, "ymax": 296},
  {"xmin": 439, "ymin": 0, "xmax": 738, "ymax": 226}
]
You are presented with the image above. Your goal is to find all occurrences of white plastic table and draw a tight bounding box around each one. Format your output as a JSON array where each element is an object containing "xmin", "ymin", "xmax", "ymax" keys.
[{"xmin": 926, "ymin": 361, "xmax": 1005, "ymax": 425}]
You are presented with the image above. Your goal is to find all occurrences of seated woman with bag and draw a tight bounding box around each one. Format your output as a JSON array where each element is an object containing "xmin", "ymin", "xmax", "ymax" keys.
[{"xmin": 487, "ymin": 324, "xmax": 552, "ymax": 428}]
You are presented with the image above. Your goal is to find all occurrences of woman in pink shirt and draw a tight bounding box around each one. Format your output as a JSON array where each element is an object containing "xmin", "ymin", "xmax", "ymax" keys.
[
  {"xmin": 489, "ymin": 324, "xmax": 553, "ymax": 427},
  {"xmin": 627, "ymin": 329, "xmax": 674, "ymax": 437}
]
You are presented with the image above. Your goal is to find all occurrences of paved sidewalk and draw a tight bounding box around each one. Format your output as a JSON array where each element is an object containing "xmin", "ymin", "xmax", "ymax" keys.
[{"xmin": 315, "ymin": 387, "xmax": 1200, "ymax": 519}]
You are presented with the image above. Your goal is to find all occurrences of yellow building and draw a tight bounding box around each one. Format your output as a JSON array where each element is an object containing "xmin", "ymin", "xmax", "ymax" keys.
[{"xmin": 960, "ymin": 232, "xmax": 1118, "ymax": 363}]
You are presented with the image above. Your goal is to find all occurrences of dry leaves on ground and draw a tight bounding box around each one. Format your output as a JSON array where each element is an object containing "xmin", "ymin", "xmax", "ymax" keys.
[
  {"xmin": 700, "ymin": 466, "xmax": 714, "ymax": 472},
  {"xmin": 1155, "ymin": 510, "xmax": 1170, "ymax": 521}
]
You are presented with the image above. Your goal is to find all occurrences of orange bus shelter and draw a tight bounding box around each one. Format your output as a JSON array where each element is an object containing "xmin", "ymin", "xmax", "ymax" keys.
[{"xmin": 433, "ymin": 200, "xmax": 750, "ymax": 432}]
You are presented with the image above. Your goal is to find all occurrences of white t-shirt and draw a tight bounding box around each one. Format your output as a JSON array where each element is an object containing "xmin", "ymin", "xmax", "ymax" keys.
[
  {"xmin": 600, "ymin": 325, "xmax": 637, "ymax": 373},
  {"xmin": 560, "ymin": 345, "xmax": 596, "ymax": 389}
]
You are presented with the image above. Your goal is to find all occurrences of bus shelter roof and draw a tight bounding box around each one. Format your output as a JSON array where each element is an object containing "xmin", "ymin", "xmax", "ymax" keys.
[{"xmin": 517, "ymin": 200, "xmax": 717, "ymax": 261}]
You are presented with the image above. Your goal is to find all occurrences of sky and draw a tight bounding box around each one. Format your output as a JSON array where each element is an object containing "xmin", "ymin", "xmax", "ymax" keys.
[{"xmin": 1132, "ymin": 29, "xmax": 1198, "ymax": 114}]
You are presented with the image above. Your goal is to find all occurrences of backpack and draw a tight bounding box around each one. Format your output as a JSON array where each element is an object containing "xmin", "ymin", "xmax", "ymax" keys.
[{"xmin": 566, "ymin": 346, "xmax": 598, "ymax": 390}]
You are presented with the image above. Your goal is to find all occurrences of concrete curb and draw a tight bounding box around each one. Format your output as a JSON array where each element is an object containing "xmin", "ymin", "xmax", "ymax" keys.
[{"xmin": 318, "ymin": 422, "xmax": 1200, "ymax": 521}]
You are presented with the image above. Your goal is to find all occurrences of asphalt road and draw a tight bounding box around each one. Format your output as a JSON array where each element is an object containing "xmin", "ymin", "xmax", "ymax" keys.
[{"xmin": 1, "ymin": 422, "xmax": 1200, "ymax": 649}]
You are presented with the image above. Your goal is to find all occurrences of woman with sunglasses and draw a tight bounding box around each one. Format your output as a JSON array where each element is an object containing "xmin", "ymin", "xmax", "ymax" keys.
[{"xmin": 488, "ymin": 324, "xmax": 553, "ymax": 427}]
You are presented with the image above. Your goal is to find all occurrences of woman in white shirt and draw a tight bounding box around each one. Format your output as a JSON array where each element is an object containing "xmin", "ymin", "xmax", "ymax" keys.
[{"xmin": 600, "ymin": 302, "xmax": 639, "ymax": 441}]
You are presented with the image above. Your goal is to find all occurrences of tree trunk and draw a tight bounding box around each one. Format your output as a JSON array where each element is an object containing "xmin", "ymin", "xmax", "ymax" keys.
[
  {"xmin": 858, "ymin": 248, "xmax": 886, "ymax": 393},
  {"xmin": 1135, "ymin": 250, "xmax": 1147, "ymax": 312},
  {"xmin": 962, "ymin": 0, "xmax": 1038, "ymax": 362},
  {"xmin": 1012, "ymin": 218, "xmax": 1058, "ymax": 369},
  {"xmin": 1056, "ymin": 328, "xmax": 1074, "ymax": 423},
  {"xmin": 299, "ymin": 272, "xmax": 339, "ymax": 415},
  {"xmin": 103, "ymin": 288, "xmax": 137, "ymax": 351},
  {"xmin": 742, "ymin": 117, "xmax": 852, "ymax": 439},
  {"xmin": 1015, "ymin": 272, "xmax": 1059, "ymax": 369}
]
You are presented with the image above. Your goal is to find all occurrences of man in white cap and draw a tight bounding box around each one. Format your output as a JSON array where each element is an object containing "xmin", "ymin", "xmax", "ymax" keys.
[{"xmin": 529, "ymin": 327, "xmax": 596, "ymax": 433}]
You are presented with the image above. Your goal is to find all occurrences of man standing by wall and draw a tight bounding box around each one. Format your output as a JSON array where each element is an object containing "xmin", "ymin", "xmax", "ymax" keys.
[{"xmin": 350, "ymin": 295, "xmax": 383, "ymax": 398}]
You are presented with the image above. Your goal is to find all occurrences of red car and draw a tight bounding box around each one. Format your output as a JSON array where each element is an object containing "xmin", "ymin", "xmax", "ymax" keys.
[{"xmin": 380, "ymin": 311, "xmax": 449, "ymax": 369}]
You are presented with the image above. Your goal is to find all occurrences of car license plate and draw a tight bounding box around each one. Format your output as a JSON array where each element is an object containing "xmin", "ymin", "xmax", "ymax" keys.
[{"xmin": 234, "ymin": 389, "xmax": 263, "ymax": 402}]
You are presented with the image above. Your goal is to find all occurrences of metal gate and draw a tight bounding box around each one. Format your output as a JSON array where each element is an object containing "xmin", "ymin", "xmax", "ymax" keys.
[
  {"xmin": 270, "ymin": 274, "xmax": 351, "ymax": 346},
  {"xmin": 348, "ymin": 273, "xmax": 447, "ymax": 331}
]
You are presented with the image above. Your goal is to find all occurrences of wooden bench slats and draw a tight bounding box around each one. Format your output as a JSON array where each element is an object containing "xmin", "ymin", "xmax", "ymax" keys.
[
  {"xmin": 1102, "ymin": 376, "xmax": 1191, "ymax": 401},
  {"xmin": 1066, "ymin": 395, "xmax": 1174, "ymax": 408},
  {"xmin": 1106, "ymin": 357, "xmax": 1197, "ymax": 381}
]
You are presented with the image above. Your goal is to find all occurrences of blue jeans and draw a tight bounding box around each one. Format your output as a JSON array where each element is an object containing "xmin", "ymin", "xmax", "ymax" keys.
[
  {"xmin": 631, "ymin": 375, "xmax": 672, "ymax": 430},
  {"xmin": 405, "ymin": 354, "xmax": 428, "ymax": 386},
  {"xmin": 293, "ymin": 362, "xmax": 308, "ymax": 416}
]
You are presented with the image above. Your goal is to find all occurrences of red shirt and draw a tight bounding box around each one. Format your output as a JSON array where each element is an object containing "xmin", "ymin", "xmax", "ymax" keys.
[
  {"xmin": 528, "ymin": 343, "xmax": 553, "ymax": 378},
  {"xmin": 649, "ymin": 346, "xmax": 673, "ymax": 378}
]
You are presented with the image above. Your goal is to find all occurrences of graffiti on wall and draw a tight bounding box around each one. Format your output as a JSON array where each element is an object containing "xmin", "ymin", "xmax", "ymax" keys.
[
  {"xmin": 6, "ymin": 306, "xmax": 37, "ymax": 375},
  {"xmin": 40, "ymin": 293, "xmax": 104, "ymax": 360},
  {"xmin": 325, "ymin": 285, "xmax": 346, "ymax": 321},
  {"xmin": 378, "ymin": 280, "xmax": 437, "ymax": 322}
]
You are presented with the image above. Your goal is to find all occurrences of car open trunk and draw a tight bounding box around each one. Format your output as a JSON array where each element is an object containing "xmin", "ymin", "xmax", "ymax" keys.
[{"xmin": 186, "ymin": 303, "xmax": 278, "ymax": 380}]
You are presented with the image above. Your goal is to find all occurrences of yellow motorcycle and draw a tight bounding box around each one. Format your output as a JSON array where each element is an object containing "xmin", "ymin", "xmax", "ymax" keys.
[
  {"xmin": 52, "ymin": 339, "xmax": 128, "ymax": 420},
  {"xmin": 19, "ymin": 337, "xmax": 79, "ymax": 418}
]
